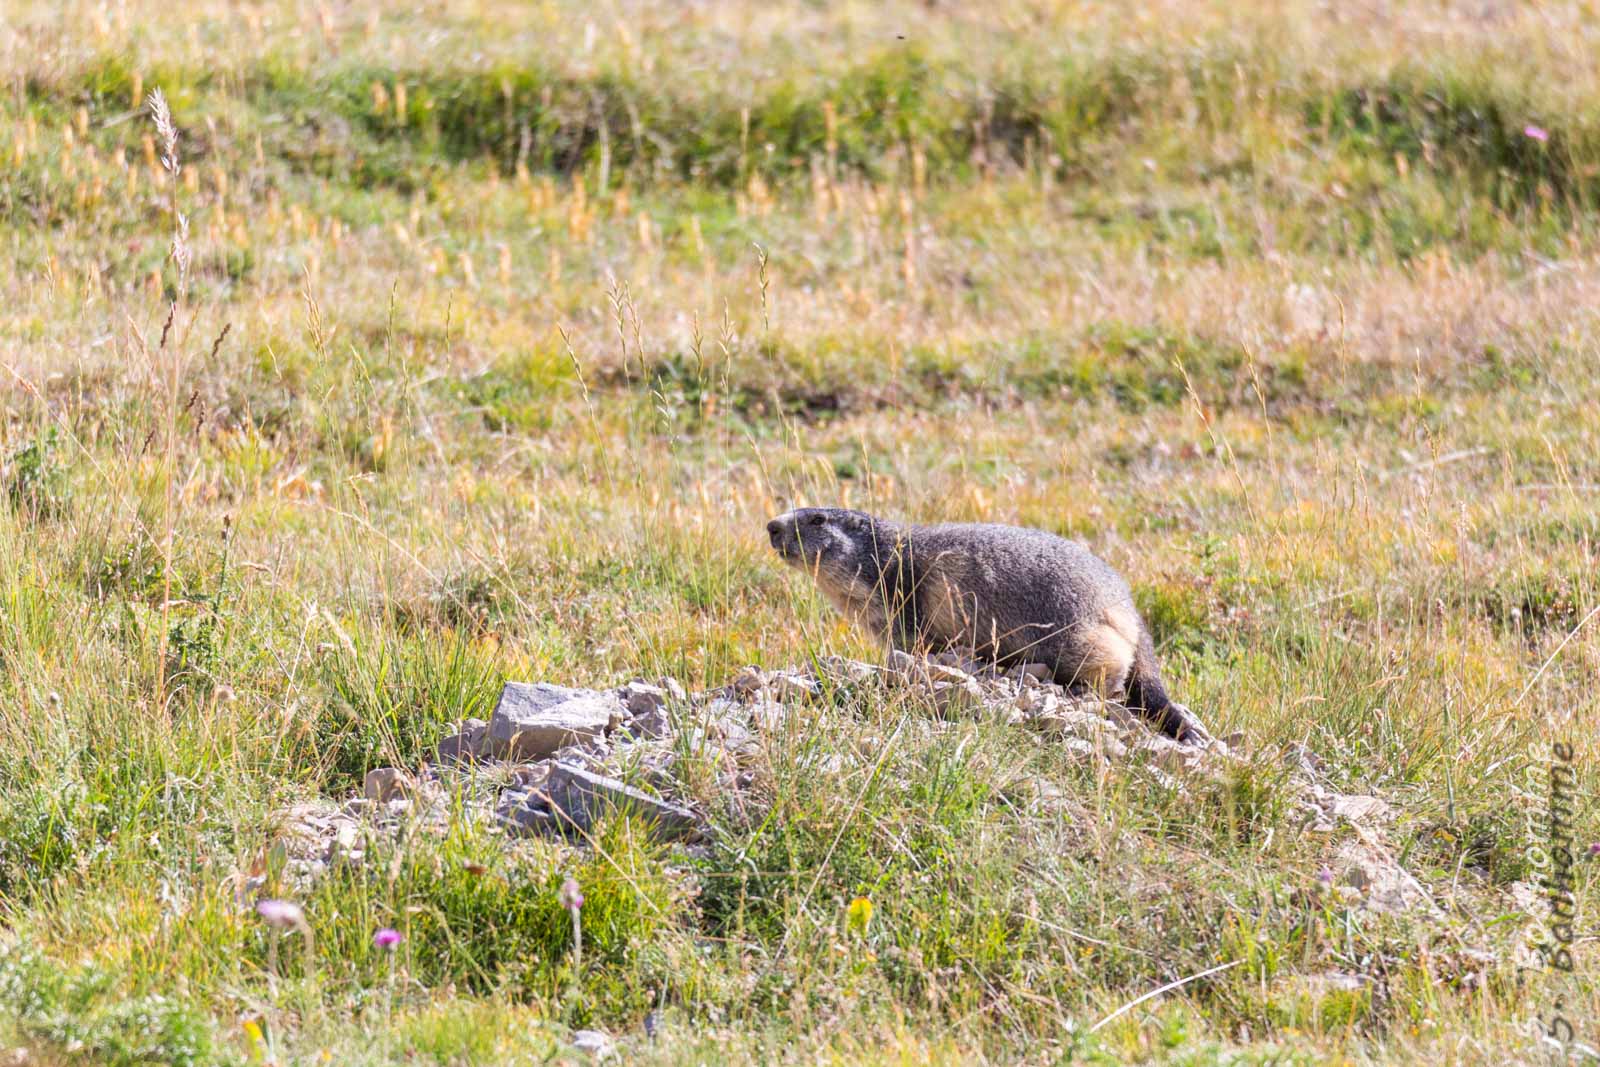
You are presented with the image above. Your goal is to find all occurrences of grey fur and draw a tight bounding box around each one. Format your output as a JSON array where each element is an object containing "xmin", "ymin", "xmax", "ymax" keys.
[{"xmin": 766, "ymin": 507, "xmax": 1208, "ymax": 743}]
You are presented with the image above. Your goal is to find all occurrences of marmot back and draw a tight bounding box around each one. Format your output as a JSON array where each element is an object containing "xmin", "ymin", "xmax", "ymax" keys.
[{"xmin": 766, "ymin": 507, "xmax": 1207, "ymax": 743}]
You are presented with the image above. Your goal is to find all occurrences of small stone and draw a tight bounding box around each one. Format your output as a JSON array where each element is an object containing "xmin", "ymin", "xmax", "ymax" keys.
[
  {"xmin": 729, "ymin": 667, "xmax": 767, "ymax": 697},
  {"xmin": 1007, "ymin": 662, "xmax": 1054, "ymax": 685},
  {"xmin": 748, "ymin": 699, "xmax": 787, "ymax": 732},
  {"xmin": 511, "ymin": 762, "xmax": 552, "ymax": 790},
  {"xmin": 1328, "ymin": 794, "xmax": 1390, "ymax": 824},
  {"xmin": 929, "ymin": 651, "xmax": 985, "ymax": 675},
  {"xmin": 1094, "ymin": 734, "xmax": 1129, "ymax": 759},
  {"xmin": 818, "ymin": 656, "xmax": 878, "ymax": 685},
  {"xmin": 1030, "ymin": 711, "xmax": 1068, "ymax": 735},
  {"xmin": 660, "ymin": 677, "xmax": 688, "ymax": 702},
  {"xmin": 1102, "ymin": 704, "xmax": 1140, "ymax": 731},
  {"xmin": 541, "ymin": 764, "xmax": 700, "ymax": 841},
  {"xmin": 1334, "ymin": 840, "xmax": 1431, "ymax": 913},
  {"xmin": 815, "ymin": 752, "xmax": 852, "ymax": 774},
  {"xmin": 1283, "ymin": 743, "xmax": 1324, "ymax": 776},
  {"xmin": 1134, "ymin": 737, "xmax": 1197, "ymax": 775},
  {"xmin": 886, "ymin": 649, "xmax": 919, "ymax": 678},
  {"xmin": 571, "ymin": 1029, "xmax": 615, "ymax": 1059},
  {"xmin": 436, "ymin": 718, "xmax": 489, "ymax": 764},
  {"xmin": 928, "ymin": 678, "xmax": 984, "ymax": 715},
  {"xmin": 768, "ymin": 670, "xmax": 820, "ymax": 701},
  {"xmin": 708, "ymin": 716, "xmax": 755, "ymax": 752},
  {"xmin": 1059, "ymin": 737, "xmax": 1101, "ymax": 763},
  {"xmin": 626, "ymin": 706, "xmax": 670, "ymax": 740},
  {"xmin": 621, "ymin": 681, "xmax": 668, "ymax": 717},
  {"xmin": 487, "ymin": 683, "xmax": 622, "ymax": 761},
  {"xmin": 924, "ymin": 661, "xmax": 975, "ymax": 685},
  {"xmin": 363, "ymin": 767, "xmax": 413, "ymax": 803},
  {"xmin": 1017, "ymin": 686, "xmax": 1058, "ymax": 715},
  {"xmin": 496, "ymin": 790, "xmax": 557, "ymax": 835}
]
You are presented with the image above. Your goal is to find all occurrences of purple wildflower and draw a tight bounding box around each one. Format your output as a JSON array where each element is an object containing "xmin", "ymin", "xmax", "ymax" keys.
[
  {"xmin": 256, "ymin": 899, "xmax": 305, "ymax": 929},
  {"xmin": 374, "ymin": 927, "xmax": 402, "ymax": 950},
  {"xmin": 560, "ymin": 876, "xmax": 584, "ymax": 912},
  {"xmin": 1525, "ymin": 124, "xmax": 1550, "ymax": 143}
]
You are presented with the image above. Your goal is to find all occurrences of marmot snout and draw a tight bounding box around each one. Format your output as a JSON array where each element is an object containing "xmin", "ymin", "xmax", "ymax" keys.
[{"xmin": 767, "ymin": 507, "xmax": 1208, "ymax": 744}]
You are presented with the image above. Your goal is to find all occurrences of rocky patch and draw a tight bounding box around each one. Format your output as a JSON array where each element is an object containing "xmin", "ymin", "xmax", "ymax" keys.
[{"xmin": 272, "ymin": 653, "xmax": 1424, "ymax": 914}]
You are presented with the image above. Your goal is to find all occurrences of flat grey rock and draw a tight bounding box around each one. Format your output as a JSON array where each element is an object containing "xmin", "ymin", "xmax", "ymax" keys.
[
  {"xmin": 436, "ymin": 717, "xmax": 489, "ymax": 764},
  {"xmin": 488, "ymin": 683, "xmax": 621, "ymax": 761},
  {"xmin": 542, "ymin": 763, "xmax": 699, "ymax": 841}
]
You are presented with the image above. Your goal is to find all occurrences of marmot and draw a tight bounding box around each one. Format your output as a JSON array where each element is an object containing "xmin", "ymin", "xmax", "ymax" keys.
[{"xmin": 766, "ymin": 507, "xmax": 1208, "ymax": 743}]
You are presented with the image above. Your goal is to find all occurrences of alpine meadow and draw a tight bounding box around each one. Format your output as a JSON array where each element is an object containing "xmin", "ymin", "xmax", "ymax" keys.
[{"xmin": 0, "ymin": 1, "xmax": 1597, "ymax": 1063}]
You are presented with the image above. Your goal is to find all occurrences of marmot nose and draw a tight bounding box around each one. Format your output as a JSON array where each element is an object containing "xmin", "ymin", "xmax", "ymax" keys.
[{"xmin": 766, "ymin": 519, "xmax": 783, "ymax": 539}]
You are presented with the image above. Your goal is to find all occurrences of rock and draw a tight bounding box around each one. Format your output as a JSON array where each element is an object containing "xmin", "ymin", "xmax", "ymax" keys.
[
  {"xmin": 747, "ymin": 699, "xmax": 787, "ymax": 732},
  {"xmin": 541, "ymin": 764, "xmax": 700, "ymax": 841},
  {"xmin": 710, "ymin": 717, "xmax": 757, "ymax": 754},
  {"xmin": 929, "ymin": 678, "xmax": 985, "ymax": 715},
  {"xmin": 814, "ymin": 752, "xmax": 853, "ymax": 774},
  {"xmin": 496, "ymin": 790, "xmax": 558, "ymax": 835},
  {"xmin": 487, "ymin": 683, "xmax": 622, "ymax": 761},
  {"xmin": 1283, "ymin": 743, "xmax": 1324, "ymax": 777},
  {"xmin": 929, "ymin": 652, "xmax": 984, "ymax": 676},
  {"xmin": 511, "ymin": 762, "xmax": 552, "ymax": 790},
  {"xmin": 886, "ymin": 649, "xmax": 919, "ymax": 679},
  {"xmin": 436, "ymin": 718, "xmax": 489, "ymax": 764},
  {"xmin": 923, "ymin": 661, "xmax": 976, "ymax": 685},
  {"xmin": 1059, "ymin": 737, "xmax": 1101, "ymax": 763},
  {"xmin": 1016, "ymin": 687, "xmax": 1059, "ymax": 715},
  {"xmin": 1335, "ymin": 840, "xmax": 1433, "ymax": 913},
  {"xmin": 363, "ymin": 767, "xmax": 413, "ymax": 803},
  {"xmin": 1133, "ymin": 737, "xmax": 1202, "ymax": 775},
  {"xmin": 729, "ymin": 667, "xmax": 766, "ymax": 697},
  {"xmin": 684, "ymin": 715, "xmax": 758, "ymax": 759},
  {"xmin": 661, "ymin": 677, "xmax": 689, "ymax": 703},
  {"xmin": 567, "ymin": 733, "xmax": 613, "ymax": 762},
  {"xmin": 1102, "ymin": 704, "xmax": 1140, "ymax": 731},
  {"xmin": 621, "ymin": 681, "xmax": 668, "ymax": 717},
  {"xmin": 1007, "ymin": 662, "xmax": 1054, "ymax": 685},
  {"xmin": 767, "ymin": 670, "xmax": 820, "ymax": 701},
  {"xmin": 817, "ymin": 656, "xmax": 878, "ymax": 685},
  {"xmin": 1328, "ymin": 794, "xmax": 1390, "ymax": 825},
  {"xmin": 571, "ymin": 1029, "xmax": 615, "ymax": 1060},
  {"xmin": 626, "ymin": 705, "xmax": 670, "ymax": 740},
  {"xmin": 1037, "ymin": 722, "xmax": 1127, "ymax": 758},
  {"xmin": 1093, "ymin": 734, "xmax": 1129, "ymax": 759}
]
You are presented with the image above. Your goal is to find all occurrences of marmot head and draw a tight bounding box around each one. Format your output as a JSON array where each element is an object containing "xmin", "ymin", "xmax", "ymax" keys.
[{"xmin": 766, "ymin": 507, "xmax": 886, "ymax": 594}]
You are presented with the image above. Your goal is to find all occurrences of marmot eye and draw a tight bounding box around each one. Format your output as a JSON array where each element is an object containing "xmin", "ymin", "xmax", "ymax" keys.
[{"xmin": 808, "ymin": 514, "xmax": 827, "ymax": 527}]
